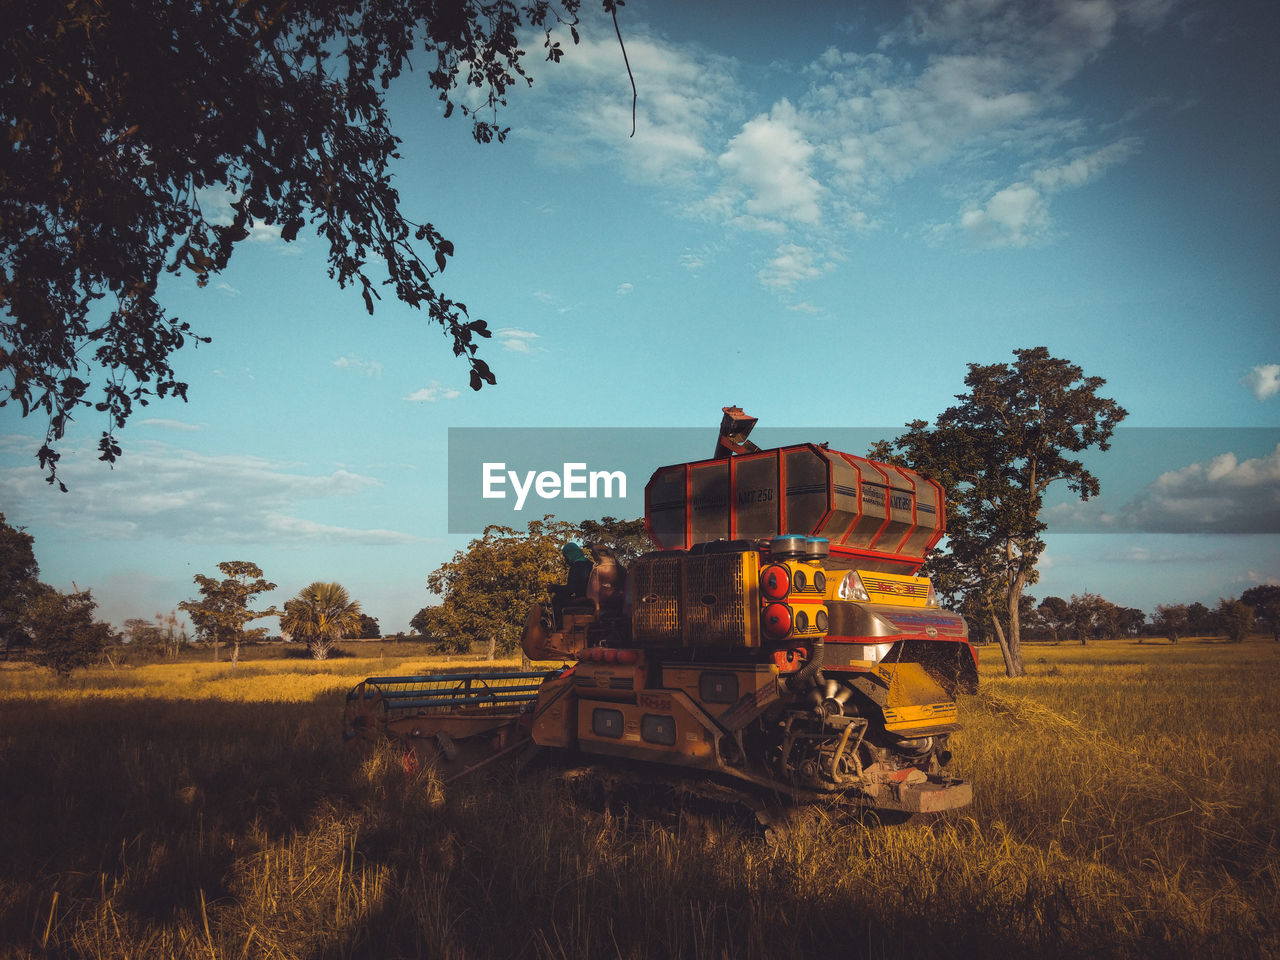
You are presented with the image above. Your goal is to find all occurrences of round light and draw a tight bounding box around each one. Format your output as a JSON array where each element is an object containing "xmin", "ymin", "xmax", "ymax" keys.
[
  {"xmin": 795, "ymin": 609, "xmax": 809, "ymax": 631},
  {"xmin": 814, "ymin": 571, "xmax": 826, "ymax": 593},
  {"xmin": 760, "ymin": 564, "xmax": 789, "ymax": 600},
  {"xmin": 793, "ymin": 569, "xmax": 808, "ymax": 591},
  {"xmin": 762, "ymin": 602, "xmax": 792, "ymax": 639},
  {"xmin": 816, "ymin": 610, "xmax": 828, "ymax": 632}
]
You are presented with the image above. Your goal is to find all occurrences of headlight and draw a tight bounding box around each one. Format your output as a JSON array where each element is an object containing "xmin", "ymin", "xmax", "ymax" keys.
[{"xmin": 837, "ymin": 571, "xmax": 870, "ymax": 602}]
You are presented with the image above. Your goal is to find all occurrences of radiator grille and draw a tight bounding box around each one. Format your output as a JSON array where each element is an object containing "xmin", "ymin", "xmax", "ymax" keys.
[
  {"xmin": 682, "ymin": 553, "xmax": 751, "ymax": 646},
  {"xmin": 631, "ymin": 554, "xmax": 683, "ymax": 643}
]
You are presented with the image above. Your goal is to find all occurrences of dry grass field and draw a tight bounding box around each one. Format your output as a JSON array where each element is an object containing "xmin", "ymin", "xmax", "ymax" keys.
[{"xmin": 1, "ymin": 638, "xmax": 1277, "ymax": 959}]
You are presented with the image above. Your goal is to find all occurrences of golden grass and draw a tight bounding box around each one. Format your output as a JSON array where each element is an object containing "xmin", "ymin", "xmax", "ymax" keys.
[
  {"xmin": 1, "ymin": 639, "xmax": 1276, "ymax": 958},
  {"xmin": 0, "ymin": 650, "xmax": 552, "ymax": 703}
]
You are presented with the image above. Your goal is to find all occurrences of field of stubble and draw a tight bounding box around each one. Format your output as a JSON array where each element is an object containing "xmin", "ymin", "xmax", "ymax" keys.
[{"xmin": 1, "ymin": 638, "xmax": 1276, "ymax": 959}]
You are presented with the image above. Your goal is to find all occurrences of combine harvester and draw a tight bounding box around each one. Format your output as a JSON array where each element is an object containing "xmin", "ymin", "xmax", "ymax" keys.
[{"xmin": 345, "ymin": 409, "xmax": 978, "ymax": 818}]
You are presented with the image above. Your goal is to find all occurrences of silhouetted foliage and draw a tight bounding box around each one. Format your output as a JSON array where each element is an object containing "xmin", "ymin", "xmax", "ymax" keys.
[
  {"xmin": 1150, "ymin": 604, "xmax": 1188, "ymax": 643},
  {"xmin": 0, "ymin": 513, "xmax": 41, "ymax": 657},
  {"xmin": 344, "ymin": 613, "xmax": 381, "ymax": 640},
  {"xmin": 1241, "ymin": 584, "xmax": 1280, "ymax": 642},
  {"xmin": 1037, "ymin": 596, "xmax": 1071, "ymax": 644},
  {"xmin": 1216, "ymin": 597, "xmax": 1254, "ymax": 644},
  {"xmin": 1186, "ymin": 601, "xmax": 1214, "ymax": 636},
  {"xmin": 1, "ymin": 0, "xmax": 625, "ymax": 488},
  {"xmin": 24, "ymin": 586, "xmax": 115, "ymax": 677}
]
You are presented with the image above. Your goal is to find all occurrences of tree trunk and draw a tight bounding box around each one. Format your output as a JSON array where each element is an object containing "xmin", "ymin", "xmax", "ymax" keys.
[
  {"xmin": 988, "ymin": 599, "xmax": 1024, "ymax": 678},
  {"xmin": 998, "ymin": 570, "xmax": 1026, "ymax": 678},
  {"xmin": 487, "ymin": 636, "xmax": 495, "ymax": 661}
]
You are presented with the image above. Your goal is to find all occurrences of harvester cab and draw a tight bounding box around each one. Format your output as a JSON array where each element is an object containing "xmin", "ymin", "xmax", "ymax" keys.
[{"xmin": 346, "ymin": 409, "xmax": 978, "ymax": 816}]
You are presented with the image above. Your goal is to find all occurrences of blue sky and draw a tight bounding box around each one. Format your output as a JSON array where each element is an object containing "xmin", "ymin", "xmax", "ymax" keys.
[{"xmin": 2, "ymin": 0, "xmax": 1277, "ymax": 633}]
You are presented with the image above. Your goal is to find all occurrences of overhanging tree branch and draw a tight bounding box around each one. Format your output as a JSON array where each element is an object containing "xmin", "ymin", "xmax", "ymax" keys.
[{"xmin": 1, "ymin": 0, "xmax": 631, "ymax": 489}]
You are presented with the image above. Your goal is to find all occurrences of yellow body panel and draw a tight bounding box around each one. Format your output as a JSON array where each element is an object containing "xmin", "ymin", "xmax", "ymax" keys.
[
  {"xmin": 859, "ymin": 571, "xmax": 932, "ymax": 607},
  {"xmin": 661, "ymin": 663, "xmax": 778, "ymax": 721},
  {"xmin": 873, "ymin": 661, "xmax": 958, "ymax": 735},
  {"xmin": 576, "ymin": 690, "xmax": 717, "ymax": 763},
  {"xmin": 531, "ymin": 675, "xmax": 576, "ymax": 748},
  {"xmin": 882, "ymin": 701, "xmax": 958, "ymax": 732},
  {"xmin": 569, "ymin": 661, "xmax": 647, "ymax": 701}
]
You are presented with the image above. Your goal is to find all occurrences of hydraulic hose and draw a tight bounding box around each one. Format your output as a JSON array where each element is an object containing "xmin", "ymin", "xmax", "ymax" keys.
[{"xmin": 784, "ymin": 633, "xmax": 825, "ymax": 693}]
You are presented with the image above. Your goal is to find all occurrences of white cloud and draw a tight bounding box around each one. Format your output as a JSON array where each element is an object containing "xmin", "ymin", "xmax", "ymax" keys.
[
  {"xmin": 1103, "ymin": 544, "xmax": 1226, "ymax": 564},
  {"xmin": 1042, "ymin": 496, "xmax": 1118, "ymax": 531},
  {"xmin": 333, "ymin": 355, "xmax": 384, "ymax": 378},
  {"xmin": 404, "ymin": 380, "xmax": 462, "ymax": 402},
  {"xmin": 1032, "ymin": 137, "xmax": 1141, "ymax": 192},
  {"xmin": 0, "ymin": 442, "xmax": 422, "ymax": 545},
  {"xmin": 958, "ymin": 138, "xmax": 1139, "ymax": 246},
  {"xmin": 140, "ymin": 419, "xmax": 203, "ymax": 432},
  {"xmin": 717, "ymin": 100, "xmax": 824, "ymax": 229},
  {"xmin": 959, "ymin": 182, "xmax": 1049, "ymax": 247},
  {"xmin": 616, "ymin": 282, "xmax": 634, "ymax": 296},
  {"xmin": 263, "ymin": 515, "xmax": 420, "ymax": 545},
  {"xmin": 759, "ymin": 243, "xmax": 831, "ymax": 290},
  {"xmin": 248, "ymin": 221, "xmax": 282, "ymax": 243},
  {"xmin": 1242, "ymin": 363, "xmax": 1280, "ymax": 401},
  {"xmin": 522, "ymin": 24, "xmax": 739, "ymax": 185},
  {"xmin": 496, "ymin": 328, "xmax": 542, "ymax": 353},
  {"xmin": 1118, "ymin": 444, "xmax": 1280, "ymax": 533},
  {"xmin": 520, "ymin": 1, "xmax": 1171, "ymax": 289},
  {"xmin": 801, "ymin": 4, "xmax": 1160, "ymax": 220},
  {"xmin": 195, "ymin": 186, "xmax": 285, "ymax": 245}
]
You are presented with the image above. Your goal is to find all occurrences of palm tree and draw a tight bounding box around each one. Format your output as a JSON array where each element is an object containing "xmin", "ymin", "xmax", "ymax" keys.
[{"xmin": 279, "ymin": 582, "xmax": 362, "ymax": 661}]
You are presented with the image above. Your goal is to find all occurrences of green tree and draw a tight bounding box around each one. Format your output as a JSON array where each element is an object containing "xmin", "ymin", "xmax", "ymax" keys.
[
  {"xmin": 1037, "ymin": 596, "xmax": 1071, "ymax": 644},
  {"xmin": 123, "ymin": 617, "xmax": 167, "ymax": 658},
  {"xmin": 1215, "ymin": 597, "xmax": 1254, "ymax": 643},
  {"xmin": 344, "ymin": 613, "xmax": 381, "ymax": 640},
  {"xmin": 179, "ymin": 561, "xmax": 277, "ymax": 664},
  {"xmin": 280, "ymin": 582, "xmax": 362, "ymax": 660},
  {"xmin": 1150, "ymin": 603, "xmax": 1188, "ymax": 644},
  {"xmin": 0, "ymin": 513, "xmax": 41, "ymax": 658},
  {"xmin": 425, "ymin": 515, "xmax": 580, "ymax": 655},
  {"xmin": 410, "ymin": 604, "xmax": 454, "ymax": 648},
  {"xmin": 1241, "ymin": 585, "xmax": 1280, "ymax": 642},
  {"xmin": 1116, "ymin": 606, "xmax": 1146, "ymax": 638},
  {"xmin": 1068, "ymin": 592, "xmax": 1120, "ymax": 644},
  {"xmin": 1186, "ymin": 602, "xmax": 1213, "ymax": 636},
  {"xmin": 1, "ymin": 0, "xmax": 626, "ymax": 488},
  {"xmin": 24, "ymin": 586, "xmax": 115, "ymax": 678},
  {"xmin": 577, "ymin": 516, "xmax": 651, "ymax": 564},
  {"xmin": 874, "ymin": 347, "xmax": 1127, "ymax": 678}
]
